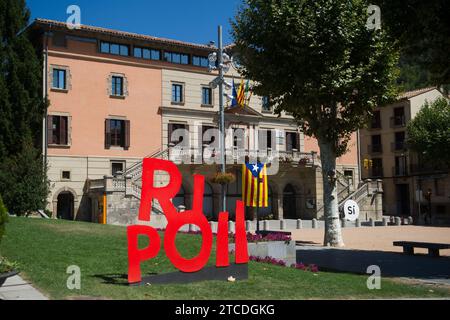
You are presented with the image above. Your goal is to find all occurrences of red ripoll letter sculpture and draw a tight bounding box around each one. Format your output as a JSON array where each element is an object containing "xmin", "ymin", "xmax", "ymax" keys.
[{"xmin": 127, "ymin": 158, "xmax": 249, "ymax": 284}]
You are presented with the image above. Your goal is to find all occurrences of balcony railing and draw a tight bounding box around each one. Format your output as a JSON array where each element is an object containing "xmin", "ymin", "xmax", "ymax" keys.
[
  {"xmin": 370, "ymin": 167, "xmax": 384, "ymax": 178},
  {"xmin": 390, "ymin": 116, "xmax": 406, "ymax": 128},
  {"xmin": 368, "ymin": 144, "xmax": 383, "ymax": 154},
  {"xmin": 166, "ymin": 146, "xmax": 318, "ymax": 167},
  {"xmin": 393, "ymin": 166, "xmax": 408, "ymax": 177},
  {"xmin": 410, "ymin": 163, "xmax": 449, "ymax": 174},
  {"xmin": 391, "ymin": 141, "xmax": 407, "ymax": 152}
]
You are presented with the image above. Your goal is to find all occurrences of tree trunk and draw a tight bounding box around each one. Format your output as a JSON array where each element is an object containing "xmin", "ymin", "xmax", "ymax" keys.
[{"xmin": 318, "ymin": 139, "xmax": 345, "ymax": 247}]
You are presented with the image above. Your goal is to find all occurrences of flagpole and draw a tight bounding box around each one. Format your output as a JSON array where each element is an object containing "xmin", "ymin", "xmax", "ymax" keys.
[
  {"xmin": 256, "ymin": 166, "xmax": 261, "ymax": 234},
  {"xmin": 218, "ymin": 26, "xmax": 226, "ymax": 214}
]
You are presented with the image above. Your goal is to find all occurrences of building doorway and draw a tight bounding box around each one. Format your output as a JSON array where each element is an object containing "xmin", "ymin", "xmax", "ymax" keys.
[
  {"xmin": 283, "ymin": 184, "xmax": 297, "ymax": 219},
  {"xmin": 173, "ymin": 185, "xmax": 186, "ymax": 211},
  {"xmin": 57, "ymin": 192, "xmax": 74, "ymax": 220},
  {"xmin": 396, "ymin": 184, "xmax": 410, "ymax": 216}
]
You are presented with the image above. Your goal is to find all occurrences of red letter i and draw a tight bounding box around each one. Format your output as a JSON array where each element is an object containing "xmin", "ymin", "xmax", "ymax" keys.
[
  {"xmin": 215, "ymin": 212, "xmax": 229, "ymax": 268},
  {"xmin": 235, "ymin": 201, "xmax": 249, "ymax": 264}
]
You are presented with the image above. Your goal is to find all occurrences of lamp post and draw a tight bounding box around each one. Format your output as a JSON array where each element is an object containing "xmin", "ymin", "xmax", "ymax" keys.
[{"xmin": 208, "ymin": 26, "xmax": 232, "ymax": 213}]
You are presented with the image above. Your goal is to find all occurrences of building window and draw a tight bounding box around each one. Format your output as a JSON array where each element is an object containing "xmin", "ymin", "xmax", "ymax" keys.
[
  {"xmin": 62, "ymin": 171, "xmax": 71, "ymax": 180},
  {"xmin": 111, "ymin": 161, "xmax": 125, "ymax": 176},
  {"xmin": 52, "ymin": 69, "xmax": 67, "ymax": 90},
  {"xmin": 105, "ymin": 119, "xmax": 130, "ymax": 149},
  {"xmin": 202, "ymin": 87, "xmax": 212, "ymax": 106},
  {"xmin": 164, "ymin": 51, "xmax": 189, "ymax": 65},
  {"xmin": 100, "ymin": 41, "xmax": 129, "ymax": 56},
  {"xmin": 259, "ymin": 129, "xmax": 273, "ymax": 150},
  {"xmin": 172, "ymin": 83, "xmax": 184, "ymax": 103},
  {"xmin": 133, "ymin": 47, "xmax": 160, "ymax": 60},
  {"xmin": 47, "ymin": 115, "xmax": 69, "ymax": 146},
  {"xmin": 371, "ymin": 110, "xmax": 381, "ymax": 129},
  {"xmin": 344, "ymin": 170, "xmax": 354, "ymax": 184},
  {"xmin": 111, "ymin": 76, "xmax": 124, "ymax": 96},
  {"xmin": 370, "ymin": 135, "xmax": 382, "ymax": 153},
  {"xmin": 392, "ymin": 107, "xmax": 406, "ymax": 127},
  {"xmin": 394, "ymin": 156, "xmax": 407, "ymax": 176},
  {"xmin": 394, "ymin": 131, "xmax": 406, "ymax": 151},
  {"xmin": 233, "ymin": 128, "xmax": 245, "ymax": 148},
  {"xmin": 262, "ymin": 97, "xmax": 272, "ymax": 112},
  {"xmin": 286, "ymin": 131, "xmax": 299, "ymax": 152},
  {"xmin": 371, "ymin": 158, "xmax": 383, "ymax": 177},
  {"xmin": 193, "ymin": 56, "xmax": 209, "ymax": 67},
  {"xmin": 168, "ymin": 123, "xmax": 189, "ymax": 147}
]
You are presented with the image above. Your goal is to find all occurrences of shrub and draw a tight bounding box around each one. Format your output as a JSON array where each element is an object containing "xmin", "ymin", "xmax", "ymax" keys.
[{"xmin": 0, "ymin": 195, "xmax": 8, "ymax": 246}]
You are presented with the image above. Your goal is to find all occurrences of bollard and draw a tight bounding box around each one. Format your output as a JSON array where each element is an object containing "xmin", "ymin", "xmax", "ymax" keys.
[
  {"xmin": 369, "ymin": 218, "xmax": 375, "ymax": 227},
  {"xmin": 297, "ymin": 219, "xmax": 303, "ymax": 230},
  {"xmin": 408, "ymin": 216, "xmax": 414, "ymax": 225},
  {"xmin": 263, "ymin": 220, "xmax": 269, "ymax": 231},
  {"xmin": 382, "ymin": 217, "xmax": 388, "ymax": 226},
  {"xmin": 355, "ymin": 219, "xmax": 361, "ymax": 228},
  {"xmin": 246, "ymin": 220, "xmax": 251, "ymax": 232},
  {"xmin": 228, "ymin": 221, "xmax": 235, "ymax": 234},
  {"xmin": 209, "ymin": 221, "xmax": 215, "ymax": 234},
  {"xmin": 188, "ymin": 224, "xmax": 194, "ymax": 233},
  {"xmin": 395, "ymin": 217, "xmax": 402, "ymax": 226},
  {"xmin": 280, "ymin": 220, "xmax": 285, "ymax": 230},
  {"xmin": 341, "ymin": 218, "xmax": 346, "ymax": 228},
  {"xmin": 312, "ymin": 219, "xmax": 318, "ymax": 229}
]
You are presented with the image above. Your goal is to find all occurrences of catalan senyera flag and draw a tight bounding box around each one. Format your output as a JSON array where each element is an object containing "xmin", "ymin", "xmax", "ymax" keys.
[
  {"xmin": 242, "ymin": 162, "xmax": 269, "ymax": 208},
  {"xmin": 237, "ymin": 78, "xmax": 246, "ymax": 108}
]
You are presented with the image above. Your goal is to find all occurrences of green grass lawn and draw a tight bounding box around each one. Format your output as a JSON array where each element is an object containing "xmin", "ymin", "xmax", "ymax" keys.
[{"xmin": 1, "ymin": 217, "xmax": 448, "ymax": 300}]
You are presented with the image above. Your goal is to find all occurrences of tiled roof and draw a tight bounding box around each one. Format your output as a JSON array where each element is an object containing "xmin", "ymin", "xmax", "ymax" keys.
[
  {"xmin": 33, "ymin": 18, "xmax": 218, "ymax": 51},
  {"xmin": 399, "ymin": 87, "xmax": 437, "ymax": 99}
]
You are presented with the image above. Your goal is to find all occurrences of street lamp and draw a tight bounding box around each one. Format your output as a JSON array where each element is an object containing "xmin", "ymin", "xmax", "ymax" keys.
[{"xmin": 208, "ymin": 26, "xmax": 233, "ymax": 214}]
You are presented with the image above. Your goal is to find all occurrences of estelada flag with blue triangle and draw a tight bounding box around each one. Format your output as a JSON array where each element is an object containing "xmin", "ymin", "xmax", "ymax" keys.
[{"xmin": 242, "ymin": 162, "xmax": 269, "ymax": 208}]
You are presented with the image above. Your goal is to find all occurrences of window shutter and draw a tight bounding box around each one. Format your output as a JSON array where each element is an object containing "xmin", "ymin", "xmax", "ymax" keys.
[
  {"xmin": 105, "ymin": 119, "xmax": 111, "ymax": 149},
  {"xmin": 124, "ymin": 120, "xmax": 131, "ymax": 150},
  {"xmin": 60, "ymin": 116, "xmax": 67, "ymax": 145},
  {"xmin": 47, "ymin": 116, "xmax": 53, "ymax": 145},
  {"xmin": 68, "ymin": 116, "xmax": 72, "ymax": 145}
]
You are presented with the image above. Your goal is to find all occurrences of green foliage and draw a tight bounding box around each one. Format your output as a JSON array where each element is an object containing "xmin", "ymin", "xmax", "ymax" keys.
[
  {"xmin": 406, "ymin": 98, "xmax": 450, "ymax": 167},
  {"xmin": 0, "ymin": 138, "xmax": 49, "ymax": 216},
  {"xmin": 397, "ymin": 55, "xmax": 434, "ymax": 92},
  {"xmin": 0, "ymin": 195, "xmax": 8, "ymax": 246},
  {"xmin": 0, "ymin": 0, "xmax": 48, "ymax": 215},
  {"xmin": 232, "ymin": 0, "xmax": 399, "ymax": 156},
  {"xmin": 374, "ymin": 0, "xmax": 450, "ymax": 85}
]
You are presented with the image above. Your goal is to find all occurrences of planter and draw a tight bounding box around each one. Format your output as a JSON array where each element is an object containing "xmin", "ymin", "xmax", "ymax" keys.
[
  {"xmin": 230, "ymin": 241, "xmax": 296, "ymax": 266},
  {"xmin": 0, "ymin": 270, "xmax": 19, "ymax": 287}
]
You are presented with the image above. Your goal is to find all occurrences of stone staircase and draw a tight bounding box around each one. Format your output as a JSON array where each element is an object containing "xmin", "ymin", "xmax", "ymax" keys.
[{"xmin": 97, "ymin": 147, "xmax": 382, "ymax": 221}]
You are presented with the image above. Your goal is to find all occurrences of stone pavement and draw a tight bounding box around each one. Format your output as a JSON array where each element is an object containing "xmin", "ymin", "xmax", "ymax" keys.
[
  {"xmin": 0, "ymin": 275, "xmax": 48, "ymax": 300},
  {"xmin": 296, "ymin": 246, "xmax": 450, "ymax": 285}
]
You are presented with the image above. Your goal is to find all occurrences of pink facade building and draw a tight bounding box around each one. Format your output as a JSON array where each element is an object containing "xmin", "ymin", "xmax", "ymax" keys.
[{"xmin": 30, "ymin": 19, "xmax": 377, "ymax": 225}]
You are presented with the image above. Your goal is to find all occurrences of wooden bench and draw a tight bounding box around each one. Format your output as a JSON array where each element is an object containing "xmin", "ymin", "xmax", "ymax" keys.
[{"xmin": 393, "ymin": 241, "xmax": 450, "ymax": 258}]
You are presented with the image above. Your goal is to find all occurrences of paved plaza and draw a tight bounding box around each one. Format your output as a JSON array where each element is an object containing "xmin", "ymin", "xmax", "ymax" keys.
[{"xmin": 292, "ymin": 226, "xmax": 450, "ymax": 256}]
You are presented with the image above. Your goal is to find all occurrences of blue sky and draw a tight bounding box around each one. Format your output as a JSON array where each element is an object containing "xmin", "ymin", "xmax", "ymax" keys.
[{"xmin": 26, "ymin": 0, "xmax": 243, "ymax": 45}]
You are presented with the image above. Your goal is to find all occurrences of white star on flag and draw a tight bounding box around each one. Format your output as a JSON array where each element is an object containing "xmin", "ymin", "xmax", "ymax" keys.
[{"xmin": 252, "ymin": 164, "xmax": 259, "ymax": 172}]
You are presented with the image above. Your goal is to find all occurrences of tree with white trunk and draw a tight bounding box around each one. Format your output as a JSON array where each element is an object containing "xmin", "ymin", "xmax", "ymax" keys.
[{"xmin": 232, "ymin": 0, "xmax": 399, "ymax": 246}]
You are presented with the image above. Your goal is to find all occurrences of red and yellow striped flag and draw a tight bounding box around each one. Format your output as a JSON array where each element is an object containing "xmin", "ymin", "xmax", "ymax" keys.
[{"xmin": 242, "ymin": 163, "xmax": 269, "ymax": 208}]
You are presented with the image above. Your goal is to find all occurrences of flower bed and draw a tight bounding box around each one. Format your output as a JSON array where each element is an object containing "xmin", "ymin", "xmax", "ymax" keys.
[
  {"xmin": 249, "ymin": 256, "xmax": 319, "ymax": 273},
  {"xmin": 230, "ymin": 232, "xmax": 292, "ymax": 243},
  {"xmin": 229, "ymin": 239, "xmax": 297, "ymax": 266}
]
